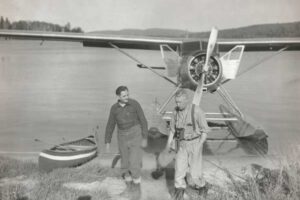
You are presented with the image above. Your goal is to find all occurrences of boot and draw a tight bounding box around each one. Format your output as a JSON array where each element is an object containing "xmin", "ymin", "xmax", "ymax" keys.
[
  {"xmin": 120, "ymin": 181, "xmax": 133, "ymax": 198},
  {"xmin": 198, "ymin": 182, "xmax": 212, "ymax": 198},
  {"xmin": 185, "ymin": 185, "xmax": 200, "ymax": 199},
  {"xmin": 131, "ymin": 183, "xmax": 142, "ymax": 200},
  {"xmin": 173, "ymin": 187, "xmax": 185, "ymax": 200}
]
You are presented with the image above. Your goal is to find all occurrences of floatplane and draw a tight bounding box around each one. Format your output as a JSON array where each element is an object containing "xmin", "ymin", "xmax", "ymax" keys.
[{"xmin": 1, "ymin": 28, "xmax": 300, "ymax": 164}]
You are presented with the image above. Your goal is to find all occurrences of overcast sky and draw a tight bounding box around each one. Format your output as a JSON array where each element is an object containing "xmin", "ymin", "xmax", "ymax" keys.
[{"xmin": 1, "ymin": 0, "xmax": 300, "ymax": 32}]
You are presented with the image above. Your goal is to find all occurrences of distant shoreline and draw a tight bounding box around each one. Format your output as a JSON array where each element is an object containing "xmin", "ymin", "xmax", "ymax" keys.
[{"xmin": 90, "ymin": 21, "xmax": 300, "ymax": 38}]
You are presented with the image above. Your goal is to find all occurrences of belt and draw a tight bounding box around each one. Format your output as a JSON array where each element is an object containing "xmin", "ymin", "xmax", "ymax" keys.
[
  {"xmin": 118, "ymin": 124, "xmax": 141, "ymax": 135},
  {"xmin": 180, "ymin": 135, "xmax": 200, "ymax": 141}
]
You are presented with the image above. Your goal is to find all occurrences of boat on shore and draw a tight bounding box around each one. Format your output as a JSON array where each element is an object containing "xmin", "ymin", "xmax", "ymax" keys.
[{"xmin": 38, "ymin": 135, "xmax": 97, "ymax": 172}]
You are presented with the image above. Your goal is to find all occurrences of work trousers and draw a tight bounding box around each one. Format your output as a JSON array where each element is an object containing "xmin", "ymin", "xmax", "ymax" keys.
[
  {"xmin": 118, "ymin": 125, "xmax": 143, "ymax": 183},
  {"xmin": 174, "ymin": 137, "xmax": 205, "ymax": 189}
]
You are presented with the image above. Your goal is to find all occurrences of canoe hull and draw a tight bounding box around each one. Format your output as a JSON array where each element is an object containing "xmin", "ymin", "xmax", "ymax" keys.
[{"xmin": 38, "ymin": 135, "xmax": 97, "ymax": 172}]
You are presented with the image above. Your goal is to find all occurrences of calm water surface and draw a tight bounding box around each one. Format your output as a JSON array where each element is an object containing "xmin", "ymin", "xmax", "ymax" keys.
[{"xmin": 0, "ymin": 40, "xmax": 299, "ymax": 157}]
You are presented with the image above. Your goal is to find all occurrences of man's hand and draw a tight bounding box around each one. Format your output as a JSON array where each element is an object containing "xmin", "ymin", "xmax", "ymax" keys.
[
  {"xmin": 141, "ymin": 138, "xmax": 147, "ymax": 148},
  {"xmin": 105, "ymin": 143, "xmax": 110, "ymax": 153},
  {"xmin": 165, "ymin": 139, "xmax": 174, "ymax": 152},
  {"xmin": 165, "ymin": 143, "xmax": 171, "ymax": 152},
  {"xmin": 166, "ymin": 131, "xmax": 175, "ymax": 152}
]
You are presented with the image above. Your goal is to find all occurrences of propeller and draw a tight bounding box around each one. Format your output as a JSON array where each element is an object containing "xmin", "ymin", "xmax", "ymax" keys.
[
  {"xmin": 192, "ymin": 27, "xmax": 218, "ymax": 106},
  {"xmin": 157, "ymin": 27, "xmax": 218, "ymax": 114}
]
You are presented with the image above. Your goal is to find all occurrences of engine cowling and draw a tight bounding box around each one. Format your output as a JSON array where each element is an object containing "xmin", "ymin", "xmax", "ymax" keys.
[{"xmin": 178, "ymin": 51, "xmax": 223, "ymax": 92}]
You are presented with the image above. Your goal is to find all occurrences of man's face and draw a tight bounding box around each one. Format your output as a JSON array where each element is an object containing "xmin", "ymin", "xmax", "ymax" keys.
[
  {"xmin": 175, "ymin": 96, "xmax": 188, "ymax": 111},
  {"xmin": 118, "ymin": 90, "xmax": 129, "ymax": 103}
]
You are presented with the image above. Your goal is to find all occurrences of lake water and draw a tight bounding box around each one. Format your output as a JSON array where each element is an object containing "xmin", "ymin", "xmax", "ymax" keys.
[{"xmin": 0, "ymin": 39, "xmax": 299, "ymax": 157}]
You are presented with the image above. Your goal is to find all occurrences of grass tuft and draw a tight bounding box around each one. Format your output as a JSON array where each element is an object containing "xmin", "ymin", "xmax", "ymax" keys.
[{"xmin": 0, "ymin": 156, "xmax": 38, "ymax": 179}]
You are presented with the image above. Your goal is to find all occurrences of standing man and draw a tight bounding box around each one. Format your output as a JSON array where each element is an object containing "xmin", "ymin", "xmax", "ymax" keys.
[
  {"xmin": 166, "ymin": 89, "xmax": 210, "ymax": 200},
  {"xmin": 105, "ymin": 86, "xmax": 148, "ymax": 199}
]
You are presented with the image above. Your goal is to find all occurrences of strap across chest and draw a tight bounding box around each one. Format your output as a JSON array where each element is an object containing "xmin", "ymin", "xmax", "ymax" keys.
[{"xmin": 175, "ymin": 105, "xmax": 195, "ymax": 129}]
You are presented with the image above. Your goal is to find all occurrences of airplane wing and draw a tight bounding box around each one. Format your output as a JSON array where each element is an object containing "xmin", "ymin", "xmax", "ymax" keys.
[
  {"xmin": 217, "ymin": 38, "xmax": 300, "ymax": 51},
  {"xmin": 1, "ymin": 30, "xmax": 300, "ymax": 52},
  {"xmin": 0, "ymin": 30, "xmax": 182, "ymax": 50}
]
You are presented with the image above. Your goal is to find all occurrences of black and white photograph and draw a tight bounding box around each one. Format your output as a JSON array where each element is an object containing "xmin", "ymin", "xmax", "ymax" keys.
[{"xmin": 0, "ymin": 0, "xmax": 300, "ymax": 199}]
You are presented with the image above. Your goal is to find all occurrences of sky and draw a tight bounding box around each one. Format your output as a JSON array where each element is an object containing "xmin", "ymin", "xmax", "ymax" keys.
[{"xmin": 1, "ymin": 0, "xmax": 300, "ymax": 32}]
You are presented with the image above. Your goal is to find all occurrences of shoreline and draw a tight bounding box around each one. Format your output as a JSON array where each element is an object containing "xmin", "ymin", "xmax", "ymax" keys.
[
  {"xmin": 0, "ymin": 151, "xmax": 285, "ymax": 183},
  {"xmin": 1, "ymin": 151, "xmax": 299, "ymax": 200}
]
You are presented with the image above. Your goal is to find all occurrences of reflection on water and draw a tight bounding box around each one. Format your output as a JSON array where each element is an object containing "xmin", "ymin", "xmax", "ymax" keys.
[{"xmin": 0, "ymin": 40, "xmax": 299, "ymax": 156}]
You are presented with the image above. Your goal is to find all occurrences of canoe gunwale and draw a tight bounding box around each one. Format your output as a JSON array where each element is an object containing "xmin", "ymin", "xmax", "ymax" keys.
[{"xmin": 41, "ymin": 146, "xmax": 97, "ymax": 157}]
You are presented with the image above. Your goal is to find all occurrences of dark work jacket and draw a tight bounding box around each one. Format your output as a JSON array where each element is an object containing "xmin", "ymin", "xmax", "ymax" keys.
[{"xmin": 105, "ymin": 98, "xmax": 148, "ymax": 143}]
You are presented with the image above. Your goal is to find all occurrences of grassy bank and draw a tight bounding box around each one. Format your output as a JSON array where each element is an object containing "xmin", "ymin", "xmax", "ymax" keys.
[
  {"xmin": 0, "ymin": 154, "xmax": 300, "ymax": 200},
  {"xmin": 0, "ymin": 156, "xmax": 116, "ymax": 200}
]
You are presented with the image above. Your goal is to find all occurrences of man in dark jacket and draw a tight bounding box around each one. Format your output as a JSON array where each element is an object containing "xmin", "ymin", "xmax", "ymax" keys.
[{"xmin": 105, "ymin": 86, "xmax": 148, "ymax": 199}]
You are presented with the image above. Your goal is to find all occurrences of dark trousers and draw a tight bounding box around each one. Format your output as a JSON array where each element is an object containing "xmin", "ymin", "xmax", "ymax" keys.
[{"xmin": 118, "ymin": 125, "xmax": 143, "ymax": 182}]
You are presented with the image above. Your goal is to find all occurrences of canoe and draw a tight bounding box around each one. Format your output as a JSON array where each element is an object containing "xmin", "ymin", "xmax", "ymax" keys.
[{"xmin": 38, "ymin": 135, "xmax": 97, "ymax": 172}]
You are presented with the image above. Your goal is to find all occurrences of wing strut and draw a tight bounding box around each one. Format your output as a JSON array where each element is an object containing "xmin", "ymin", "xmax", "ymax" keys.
[
  {"xmin": 217, "ymin": 46, "xmax": 289, "ymax": 119},
  {"xmin": 109, "ymin": 42, "xmax": 177, "ymax": 86},
  {"xmin": 238, "ymin": 46, "xmax": 289, "ymax": 77},
  {"xmin": 222, "ymin": 46, "xmax": 289, "ymax": 85}
]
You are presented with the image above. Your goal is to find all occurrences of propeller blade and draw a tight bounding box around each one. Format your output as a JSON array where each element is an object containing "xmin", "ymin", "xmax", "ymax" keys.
[
  {"xmin": 203, "ymin": 27, "xmax": 218, "ymax": 72},
  {"xmin": 192, "ymin": 27, "xmax": 218, "ymax": 106},
  {"xmin": 192, "ymin": 75, "xmax": 205, "ymax": 105}
]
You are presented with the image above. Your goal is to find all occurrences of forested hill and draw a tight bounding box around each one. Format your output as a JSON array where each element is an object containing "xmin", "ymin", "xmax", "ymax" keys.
[
  {"xmin": 0, "ymin": 16, "xmax": 83, "ymax": 33},
  {"xmin": 91, "ymin": 21, "xmax": 300, "ymax": 38},
  {"xmin": 1, "ymin": 16, "xmax": 299, "ymax": 38}
]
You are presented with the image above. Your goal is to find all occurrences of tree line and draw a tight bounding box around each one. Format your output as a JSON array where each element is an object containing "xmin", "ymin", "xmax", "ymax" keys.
[
  {"xmin": 189, "ymin": 21, "xmax": 300, "ymax": 38},
  {"xmin": 0, "ymin": 16, "xmax": 84, "ymax": 33},
  {"xmin": 95, "ymin": 21, "xmax": 300, "ymax": 38}
]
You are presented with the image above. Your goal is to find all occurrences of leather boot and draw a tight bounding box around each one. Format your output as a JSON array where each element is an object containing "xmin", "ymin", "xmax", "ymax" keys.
[
  {"xmin": 186, "ymin": 182, "xmax": 212, "ymax": 199},
  {"xmin": 120, "ymin": 181, "xmax": 133, "ymax": 198},
  {"xmin": 173, "ymin": 187, "xmax": 185, "ymax": 200},
  {"xmin": 198, "ymin": 182, "xmax": 212, "ymax": 198},
  {"xmin": 131, "ymin": 183, "xmax": 142, "ymax": 200}
]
